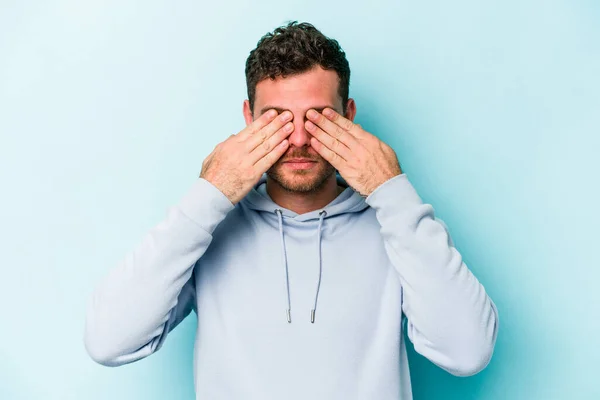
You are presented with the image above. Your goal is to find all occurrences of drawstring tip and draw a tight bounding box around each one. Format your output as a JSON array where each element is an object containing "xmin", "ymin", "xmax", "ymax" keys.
[
  {"xmin": 286, "ymin": 309, "xmax": 292, "ymax": 323},
  {"xmin": 310, "ymin": 309, "xmax": 315, "ymax": 323}
]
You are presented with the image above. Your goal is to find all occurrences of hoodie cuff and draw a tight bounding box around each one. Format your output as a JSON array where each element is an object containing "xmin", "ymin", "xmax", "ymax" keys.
[
  {"xmin": 176, "ymin": 178, "xmax": 235, "ymax": 233},
  {"xmin": 365, "ymin": 174, "xmax": 424, "ymax": 219}
]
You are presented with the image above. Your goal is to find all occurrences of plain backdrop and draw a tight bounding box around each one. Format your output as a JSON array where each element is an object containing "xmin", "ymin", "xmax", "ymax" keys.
[{"xmin": 1, "ymin": 1, "xmax": 599, "ymax": 399}]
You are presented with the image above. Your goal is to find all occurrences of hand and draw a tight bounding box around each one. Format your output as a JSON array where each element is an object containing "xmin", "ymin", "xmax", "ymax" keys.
[
  {"xmin": 305, "ymin": 108, "xmax": 402, "ymax": 197},
  {"xmin": 200, "ymin": 109, "xmax": 294, "ymax": 205}
]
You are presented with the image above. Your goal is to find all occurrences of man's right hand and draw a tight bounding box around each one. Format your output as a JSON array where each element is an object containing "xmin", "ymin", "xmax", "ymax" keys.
[{"xmin": 200, "ymin": 109, "xmax": 294, "ymax": 205}]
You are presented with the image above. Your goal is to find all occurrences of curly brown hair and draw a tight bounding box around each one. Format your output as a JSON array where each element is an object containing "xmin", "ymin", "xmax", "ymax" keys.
[{"xmin": 245, "ymin": 21, "xmax": 351, "ymax": 115}]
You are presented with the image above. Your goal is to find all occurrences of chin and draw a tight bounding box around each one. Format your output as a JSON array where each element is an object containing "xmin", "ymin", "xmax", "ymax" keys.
[{"xmin": 267, "ymin": 161, "xmax": 336, "ymax": 193}]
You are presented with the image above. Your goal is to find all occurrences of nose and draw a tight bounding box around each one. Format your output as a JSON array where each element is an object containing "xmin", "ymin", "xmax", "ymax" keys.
[{"xmin": 287, "ymin": 117, "xmax": 312, "ymax": 148}]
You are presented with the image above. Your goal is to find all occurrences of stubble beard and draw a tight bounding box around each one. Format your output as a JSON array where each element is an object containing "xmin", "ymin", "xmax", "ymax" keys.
[{"xmin": 267, "ymin": 158, "xmax": 336, "ymax": 193}]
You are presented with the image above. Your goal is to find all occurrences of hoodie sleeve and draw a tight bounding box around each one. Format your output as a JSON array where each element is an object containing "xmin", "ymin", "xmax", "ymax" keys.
[
  {"xmin": 365, "ymin": 173, "xmax": 499, "ymax": 377},
  {"xmin": 84, "ymin": 178, "xmax": 235, "ymax": 367}
]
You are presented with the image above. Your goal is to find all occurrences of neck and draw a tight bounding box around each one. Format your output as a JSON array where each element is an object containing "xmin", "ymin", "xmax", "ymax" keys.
[{"xmin": 266, "ymin": 174, "xmax": 345, "ymax": 215}]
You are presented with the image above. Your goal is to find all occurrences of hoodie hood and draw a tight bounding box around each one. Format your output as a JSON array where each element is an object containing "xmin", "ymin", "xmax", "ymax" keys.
[{"xmin": 239, "ymin": 172, "xmax": 370, "ymax": 324}]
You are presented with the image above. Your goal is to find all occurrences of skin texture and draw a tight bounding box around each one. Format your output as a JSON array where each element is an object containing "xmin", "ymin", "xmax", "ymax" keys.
[
  {"xmin": 242, "ymin": 66, "xmax": 357, "ymax": 214},
  {"xmin": 201, "ymin": 65, "xmax": 403, "ymax": 214},
  {"xmin": 199, "ymin": 109, "xmax": 295, "ymax": 206},
  {"xmin": 305, "ymin": 106, "xmax": 403, "ymax": 197}
]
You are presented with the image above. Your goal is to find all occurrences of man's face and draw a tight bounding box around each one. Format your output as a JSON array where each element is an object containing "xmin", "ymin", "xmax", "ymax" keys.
[{"xmin": 243, "ymin": 66, "xmax": 354, "ymax": 193}]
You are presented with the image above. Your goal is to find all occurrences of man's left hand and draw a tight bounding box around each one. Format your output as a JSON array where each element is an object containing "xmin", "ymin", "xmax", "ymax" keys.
[{"xmin": 306, "ymin": 108, "xmax": 403, "ymax": 197}]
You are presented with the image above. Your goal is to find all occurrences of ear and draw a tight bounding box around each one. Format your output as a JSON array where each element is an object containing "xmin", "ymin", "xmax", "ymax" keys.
[
  {"xmin": 344, "ymin": 98, "xmax": 357, "ymax": 122},
  {"xmin": 243, "ymin": 100, "xmax": 254, "ymax": 126}
]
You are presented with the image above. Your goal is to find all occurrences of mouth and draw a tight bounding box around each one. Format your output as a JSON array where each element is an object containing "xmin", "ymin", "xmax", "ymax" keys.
[
  {"xmin": 282, "ymin": 159, "xmax": 317, "ymax": 170},
  {"xmin": 283, "ymin": 159, "xmax": 317, "ymax": 163}
]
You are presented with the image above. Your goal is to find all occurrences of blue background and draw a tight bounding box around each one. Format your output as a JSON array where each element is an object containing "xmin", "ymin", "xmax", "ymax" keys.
[{"xmin": 1, "ymin": 1, "xmax": 599, "ymax": 399}]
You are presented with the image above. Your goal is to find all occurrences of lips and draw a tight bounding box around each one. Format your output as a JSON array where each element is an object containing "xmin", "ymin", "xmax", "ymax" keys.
[
  {"xmin": 282, "ymin": 158, "xmax": 318, "ymax": 170},
  {"xmin": 283, "ymin": 159, "xmax": 316, "ymax": 163}
]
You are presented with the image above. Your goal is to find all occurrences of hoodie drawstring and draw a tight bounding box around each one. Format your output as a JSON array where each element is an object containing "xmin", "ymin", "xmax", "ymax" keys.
[
  {"xmin": 276, "ymin": 209, "xmax": 292, "ymax": 323},
  {"xmin": 275, "ymin": 209, "xmax": 327, "ymax": 324},
  {"xmin": 312, "ymin": 210, "xmax": 327, "ymax": 323}
]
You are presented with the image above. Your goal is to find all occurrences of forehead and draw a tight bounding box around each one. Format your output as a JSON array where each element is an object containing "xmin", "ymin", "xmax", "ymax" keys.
[{"xmin": 254, "ymin": 66, "xmax": 342, "ymax": 114}]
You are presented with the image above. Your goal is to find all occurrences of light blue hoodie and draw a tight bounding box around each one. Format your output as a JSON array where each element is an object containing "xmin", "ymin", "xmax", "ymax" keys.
[{"xmin": 84, "ymin": 172, "xmax": 499, "ymax": 400}]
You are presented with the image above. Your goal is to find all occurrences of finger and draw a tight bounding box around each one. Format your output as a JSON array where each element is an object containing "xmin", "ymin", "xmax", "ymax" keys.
[
  {"xmin": 246, "ymin": 110, "xmax": 293, "ymax": 150},
  {"xmin": 249, "ymin": 121, "xmax": 294, "ymax": 164},
  {"xmin": 306, "ymin": 109, "xmax": 361, "ymax": 149},
  {"xmin": 253, "ymin": 138, "xmax": 290, "ymax": 173},
  {"xmin": 321, "ymin": 107, "xmax": 365, "ymax": 138},
  {"xmin": 304, "ymin": 120, "xmax": 351, "ymax": 162},
  {"xmin": 238, "ymin": 108, "xmax": 279, "ymax": 138},
  {"xmin": 309, "ymin": 137, "xmax": 347, "ymax": 171}
]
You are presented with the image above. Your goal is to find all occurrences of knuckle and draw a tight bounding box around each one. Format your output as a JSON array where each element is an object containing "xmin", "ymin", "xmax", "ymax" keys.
[
  {"xmin": 264, "ymin": 153, "xmax": 274, "ymax": 165},
  {"xmin": 332, "ymin": 138, "xmax": 339, "ymax": 150},
  {"xmin": 260, "ymin": 129, "xmax": 268, "ymax": 142},
  {"xmin": 262, "ymin": 140, "xmax": 272, "ymax": 151}
]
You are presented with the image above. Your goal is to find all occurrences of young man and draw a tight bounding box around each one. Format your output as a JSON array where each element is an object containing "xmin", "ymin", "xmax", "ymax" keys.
[{"xmin": 84, "ymin": 21, "xmax": 499, "ymax": 400}]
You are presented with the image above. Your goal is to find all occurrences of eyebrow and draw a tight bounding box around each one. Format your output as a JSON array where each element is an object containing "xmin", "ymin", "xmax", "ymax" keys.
[{"xmin": 258, "ymin": 105, "xmax": 336, "ymax": 116}]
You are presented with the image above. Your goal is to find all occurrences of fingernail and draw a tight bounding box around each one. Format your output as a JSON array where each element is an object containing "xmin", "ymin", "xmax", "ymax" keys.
[
  {"xmin": 307, "ymin": 109, "xmax": 318, "ymax": 119},
  {"xmin": 305, "ymin": 120, "xmax": 316, "ymax": 130},
  {"xmin": 280, "ymin": 111, "xmax": 292, "ymax": 121},
  {"xmin": 323, "ymin": 108, "xmax": 334, "ymax": 118}
]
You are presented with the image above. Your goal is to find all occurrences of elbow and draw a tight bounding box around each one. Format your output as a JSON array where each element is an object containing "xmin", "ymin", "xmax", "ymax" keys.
[
  {"xmin": 446, "ymin": 343, "xmax": 495, "ymax": 377},
  {"xmin": 84, "ymin": 338, "xmax": 118, "ymax": 367},
  {"xmin": 448, "ymin": 309, "xmax": 499, "ymax": 377},
  {"xmin": 415, "ymin": 332, "xmax": 497, "ymax": 378},
  {"xmin": 83, "ymin": 312, "xmax": 134, "ymax": 367},
  {"xmin": 84, "ymin": 327, "xmax": 125, "ymax": 367},
  {"xmin": 84, "ymin": 329, "xmax": 150, "ymax": 367},
  {"xmin": 83, "ymin": 302, "xmax": 122, "ymax": 367},
  {"xmin": 83, "ymin": 317, "xmax": 161, "ymax": 367},
  {"xmin": 82, "ymin": 290, "xmax": 149, "ymax": 367}
]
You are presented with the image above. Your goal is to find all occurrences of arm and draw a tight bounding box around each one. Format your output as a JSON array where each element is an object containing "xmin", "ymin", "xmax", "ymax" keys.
[
  {"xmin": 365, "ymin": 174, "xmax": 499, "ymax": 377},
  {"xmin": 84, "ymin": 108, "xmax": 294, "ymax": 367},
  {"xmin": 84, "ymin": 178, "xmax": 234, "ymax": 367}
]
